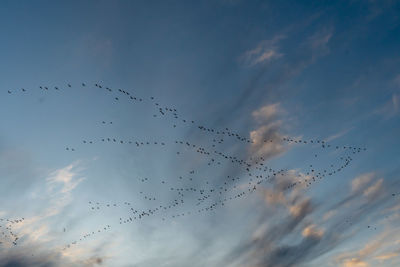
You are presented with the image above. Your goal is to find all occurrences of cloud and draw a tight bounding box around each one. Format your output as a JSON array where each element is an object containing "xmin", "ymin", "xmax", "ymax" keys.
[
  {"xmin": 242, "ymin": 35, "xmax": 285, "ymax": 66},
  {"xmin": 325, "ymin": 127, "xmax": 353, "ymax": 142},
  {"xmin": 323, "ymin": 172, "xmax": 387, "ymax": 223},
  {"xmin": 301, "ymin": 26, "xmax": 334, "ymax": 63},
  {"xmin": 308, "ymin": 27, "xmax": 333, "ymax": 52},
  {"xmin": 0, "ymin": 246, "xmax": 107, "ymax": 267},
  {"xmin": 222, "ymin": 168, "xmax": 395, "ymax": 267},
  {"xmin": 351, "ymin": 173, "xmax": 374, "ymax": 193},
  {"xmin": 363, "ymin": 178, "xmax": 384, "ymax": 201},
  {"xmin": 223, "ymin": 170, "xmax": 321, "ymax": 267},
  {"xmin": 43, "ymin": 162, "xmax": 85, "ymax": 218},
  {"xmin": 0, "ymin": 250, "xmax": 60, "ymax": 267},
  {"xmin": 0, "ymin": 162, "xmax": 102, "ymax": 267},
  {"xmin": 364, "ymin": 0, "xmax": 398, "ymax": 20},
  {"xmin": 264, "ymin": 189, "xmax": 286, "ymax": 206},
  {"xmin": 4, "ymin": 162, "xmax": 85, "ymax": 247},
  {"xmin": 289, "ymin": 198, "xmax": 313, "ymax": 218},
  {"xmin": 374, "ymin": 93, "xmax": 399, "ymax": 119},
  {"xmin": 348, "ymin": 173, "xmax": 385, "ymax": 204},
  {"xmin": 249, "ymin": 124, "xmax": 285, "ymax": 158},
  {"xmin": 302, "ymin": 224, "xmax": 324, "ymax": 239},
  {"xmin": 60, "ymin": 242, "xmax": 111, "ymax": 267},
  {"xmin": 47, "ymin": 164, "xmax": 83, "ymax": 193},
  {"xmin": 374, "ymin": 252, "xmax": 399, "ymax": 262},
  {"xmin": 252, "ymin": 103, "xmax": 280, "ymax": 123},
  {"xmin": 260, "ymin": 169, "xmax": 307, "ymax": 211},
  {"xmin": 322, "ymin": 210, "xmax": 337, "ymax": 221},
  {"xmin": 82, "ymin": 256, "xmax": 105, "ymax": 266},
  {"xmin": 341, "ymin": 258, "xmax": 368, "ymax": 267},
  {"xmin": 334, "ymin": 219, "xmax": 400, "ymax": 267},
  {"xmin": 216, "ymin": 25, "xmax": 334, "ymax": 127},
  {"xmin": 249, "ymin": 103, "xmax": 287, "ymax": 159}
]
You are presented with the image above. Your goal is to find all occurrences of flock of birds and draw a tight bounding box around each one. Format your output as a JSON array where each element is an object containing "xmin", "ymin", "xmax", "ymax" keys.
[
  {"xmin": 0, "ymin": 218, "xmax": 24, "ymax": 247},
  {"xmin": 2, "ymin": 82, "xmax": 376, "ymax": 251}
]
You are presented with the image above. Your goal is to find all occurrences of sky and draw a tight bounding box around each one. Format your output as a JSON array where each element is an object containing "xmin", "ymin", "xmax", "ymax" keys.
[{"xmin": 0, "ymin": 1, "xmax": 400, "ymax": 266}]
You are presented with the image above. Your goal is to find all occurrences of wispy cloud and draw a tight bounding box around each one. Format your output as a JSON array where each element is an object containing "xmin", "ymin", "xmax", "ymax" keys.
[
  {"xmin": 0, "ymin": 162, "xmax": 98, "ymax": 266},
  {"xmin": 373, "ymin": 93, "xmax": 399, "ymax": 119},
  {"xmin": 335, "ymin": 227, "xmax": 400, "ymax": 267},
  {"xmin": 325, "ymin": 127, "xmax": 354, "ymax": 142},
  {"xmin": 241, "ymin": 35, "xmax": 285, "ymax": 67},
  {"xmin": 308, "ymin": 27, "xmax": 333, "ymax": 51},
  {"xmin": 363, "ymin": 178, "xmax": 384, "ymax": 201},
  {"xmin": 220, "ymin": 169, "xmax": 394, "ymax": 267},
  {"xmin": 302, "ymin": 224, "xmax": 325, "ymax": 239},
  {"xmin": 352, "ymin": 173, "xmax": 375, "ymax": 193},
  {"xmin": 222, "ymin": 170, "xmax": 321, "ymax": 267},
  {"xmin": 249, "ymin": 103, "xmax": 287, "ymax": 159}
]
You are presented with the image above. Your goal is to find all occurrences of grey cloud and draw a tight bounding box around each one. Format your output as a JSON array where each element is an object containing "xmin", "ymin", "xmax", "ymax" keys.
[
  {"xmin": 0, "ymin": 250, "xmax": 59, "ymax": 267},
  {"xmin": 222, "ymin": 170, "xmax": 316, "ymax": 267},
  {"xmin": 0, "ymin": 248, "xmax": 106, "ymax": 267},
  {"xmin": 220, "ymin": 169, "xmax": 398, "ymax": 267}
]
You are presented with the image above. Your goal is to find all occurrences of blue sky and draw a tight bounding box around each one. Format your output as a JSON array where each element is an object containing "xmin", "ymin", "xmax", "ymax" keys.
[{"xmin": 0, "ymin": 1, "xmax": 400, "ymax": 266}]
